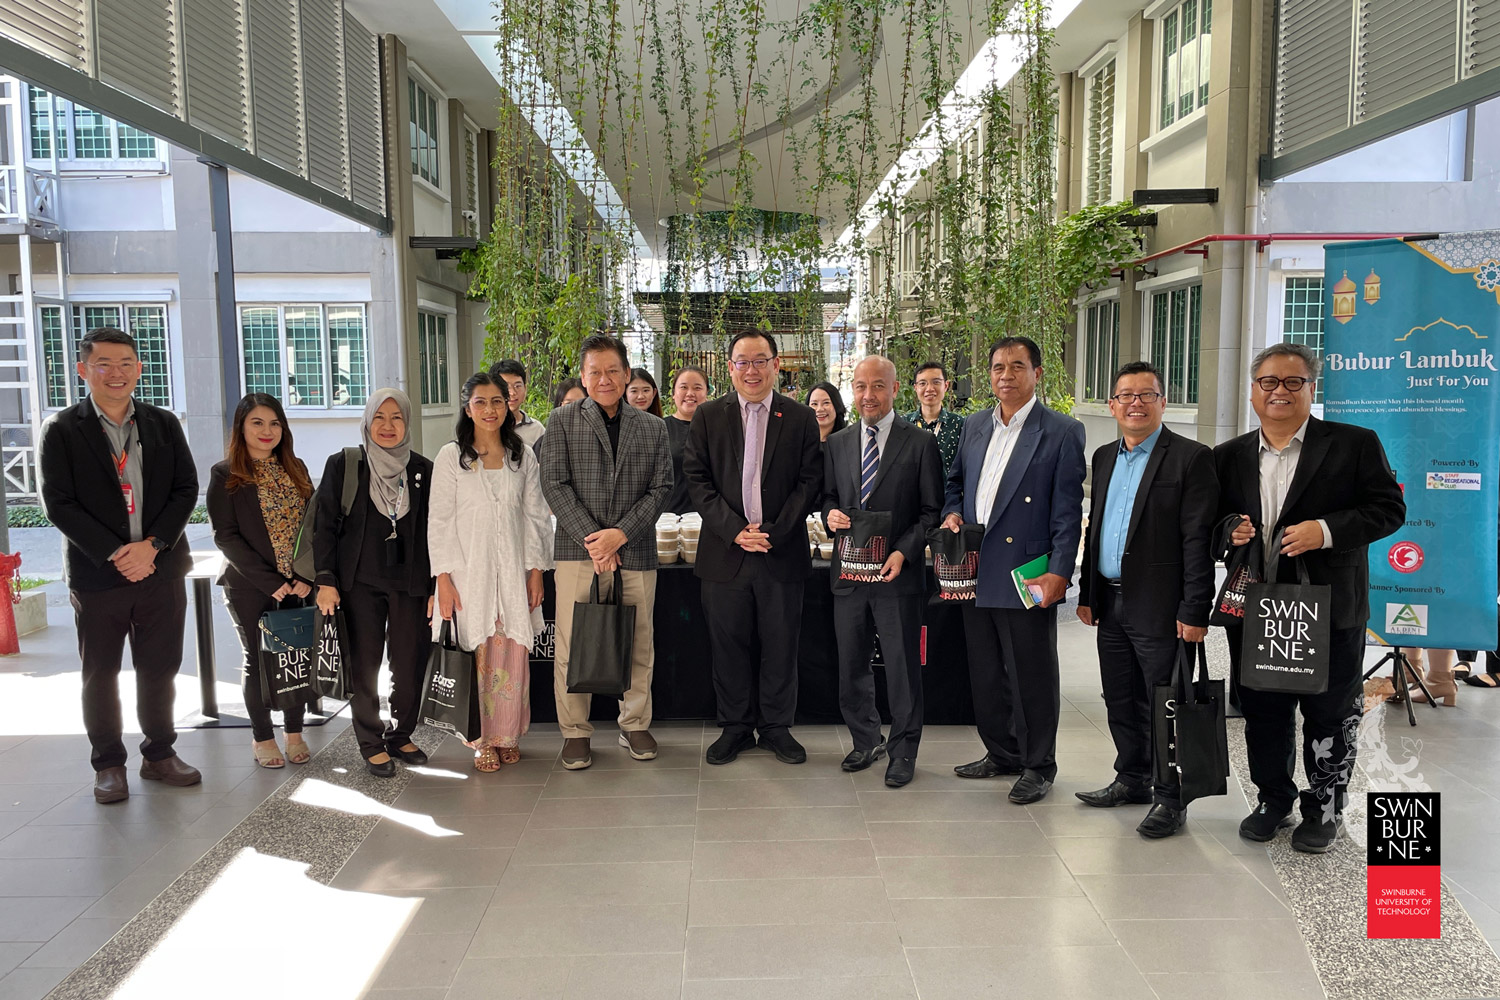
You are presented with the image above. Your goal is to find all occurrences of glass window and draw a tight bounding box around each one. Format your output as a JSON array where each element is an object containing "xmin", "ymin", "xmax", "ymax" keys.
[
  {"xmin": 418, "ymin": 310, "xmax": 450, "ymax": 405},
  {"xmin": 1082, "ymin": 300, "xmax": 1120, "ymax": 403},
  {"xmin": 127, "ymin": 306, "xmax": 171, "ymax": 408},
  {"xmin": 71, "ymin": 106, "xmax": 113, "ymax": 159},
  {"xmin": 44, "ymin": 304, "xmax": 173, "ymax": 409},
  {"xmin": 26, "ymin": 87, "xmax": 157, "ymax": 162},
  {"xmin": 239, "ymin": 305, "xmax": 368, "ymax": 409},
  {"xmin": 411, "ymin": 79, "xmax": 441, "ymax": 187},
  {"xmin": 1149, "ymin": 284, "xmax": 1201, "ymax": 406},
  {"xmin": 1283, "ymin": 277, "xmax": 1325, "ymax": 402},
  {"xmin": 39, "ymin": 306, "xmax": 68, "ymax": 407},
  {"xmin": 28, "ymin": 89, "xmax": 65, "ymax": 159},
  {"xmin": 1085, "ymin": 60, "xmax": 1116, "ymax": 206},
  {"xmin": 1159, "ymin": 0, "xmax": 1211, "ymax": 130}
]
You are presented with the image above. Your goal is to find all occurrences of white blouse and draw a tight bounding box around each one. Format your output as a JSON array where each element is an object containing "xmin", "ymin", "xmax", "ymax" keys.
[{"xmin": 427, "ymin": 440, "xmax": 553, "ymax": 651}]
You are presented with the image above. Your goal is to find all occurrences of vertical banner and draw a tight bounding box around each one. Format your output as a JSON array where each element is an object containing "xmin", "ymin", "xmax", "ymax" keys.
[
  {"xmin": 1322, "ymin": 236, "xmax": 1500, "ymax": 649},
  {"xmin": 1367, "ymin": 792, "xmax": 1441, "ymax": 939}
]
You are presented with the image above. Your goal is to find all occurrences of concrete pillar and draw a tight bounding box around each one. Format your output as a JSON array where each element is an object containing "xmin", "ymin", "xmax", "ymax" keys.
[
  {"xmin": 379, "ymin": 34, "xmax": 421, "ymax": 449},
  {"xmin": 170, "ymin": 146, "xmax": 227, "ymax": 486}
]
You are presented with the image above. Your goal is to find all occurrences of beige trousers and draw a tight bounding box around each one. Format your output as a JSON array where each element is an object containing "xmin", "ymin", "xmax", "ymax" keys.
[{"xmin": 552, "ymin": 559, "xmax": 657, "ymax": 738}]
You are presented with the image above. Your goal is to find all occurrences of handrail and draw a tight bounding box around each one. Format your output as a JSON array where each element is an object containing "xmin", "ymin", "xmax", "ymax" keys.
[{"xmin": 1118, "ymin": 232, "xmax": 1423, "ymax": 273}]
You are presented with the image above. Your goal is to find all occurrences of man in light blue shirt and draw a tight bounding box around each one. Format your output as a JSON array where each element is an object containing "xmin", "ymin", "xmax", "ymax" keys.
[{"xmin": 1096, "ymin": 425, "xmax": 1163, "ymax": 581}]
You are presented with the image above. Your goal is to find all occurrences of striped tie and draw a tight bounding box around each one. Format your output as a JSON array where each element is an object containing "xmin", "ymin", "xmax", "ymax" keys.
[{"xmin": 860, "ymin": 424, "xmax": 879, "ymax": 508}]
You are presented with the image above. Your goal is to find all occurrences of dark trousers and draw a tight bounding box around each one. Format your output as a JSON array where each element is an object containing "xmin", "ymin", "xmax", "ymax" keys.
[
  {"xmin": 962, "ymin": 603, "xmax": 1061, "ymax": 780},
  {"xmin": 342, "ymin": 580, "xmax": 428, "ymax": 760},
  {"xmin": 701, "ymin": 556, "xmax": 803, "ymax": 735},
  {"xmin": 835, "ymin": 588, "xmax": 924, "ymax": 758},
  {"xmin": 223, "ymin": 588, "xmax": 306, "ymax": 742},
  {"xmin": 70, "ymin": 572, "xmax": 187, "ymax": 771},
  {"xmin": 1229, "ymin": 623, "xmax": 1365, "ymax": 815},
  {"xmin": 1096, "ymin": 586, "xmax": 1180, "ymax": 807},
  {"xmin": 1458, "ymin": 649, "xmax": 1500, "ymax": 674}
]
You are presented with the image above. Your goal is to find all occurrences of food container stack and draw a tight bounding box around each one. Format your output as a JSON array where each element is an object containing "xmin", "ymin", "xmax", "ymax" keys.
[
  {"xmin": 656, "ymin": 514, "xmax": 680, "ymax": 565},
  {"xmin": 678, "ymin": 513, "xmax": 702, "ymax": 564},
  {"xmin": 806, "ymin": 514, "xmax": 830, "ymax": 559}
]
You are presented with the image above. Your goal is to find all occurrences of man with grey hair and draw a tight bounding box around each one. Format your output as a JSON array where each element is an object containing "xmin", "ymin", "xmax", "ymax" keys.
[{"xmin": 1213, "ymin": 341, "xmax": 1404, "ymax": 852}]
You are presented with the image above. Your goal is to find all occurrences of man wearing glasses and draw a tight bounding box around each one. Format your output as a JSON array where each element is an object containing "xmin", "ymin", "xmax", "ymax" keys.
[
  {"xmin": 39, "ymin": 327, "xmax": 200, "ymax": 804},
  {"xmin": 684, "ymin": 331, "xmax": 822, "ymax": 766},
  {"xmin": 941, "ymin": 336, "xmax": 1086, "ymax": 804},
  {"xmin": 1076, "ymin": 361, "xmax": 1217, "ymax": 838},
  {"xmin": 902, "ymin": 361, "xmax": 962, "ymax": 471},
  {"xmin": 1215, "ymin": 343, "xmax": 1403, "ymax": 852}
]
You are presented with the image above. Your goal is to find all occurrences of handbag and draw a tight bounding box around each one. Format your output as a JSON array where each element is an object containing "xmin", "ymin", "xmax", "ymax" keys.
[
  {"xmin": 312, "ymin": 607, "xmax": 351, "ymax": 701},
  {"xmin": 419, "ymin": 618, "xmax": 482, "ymax": 741},
  {"xmin": 1209, "ymin": 514, "xmax": 1263, "ymax": 627},
  {"xmin": 1152, "ymin": 640, "xmax": 1229, "ymax": 805},
  {"xmin": 257, "ymin": 600, "xmax": 318, "ymax": 712},
  {"xmin": 927, "ymin": 523, "xmax": 984, "ymax": 603},
  {"xmin": 832, "ymin": 509, "xmax": 893, "ymax": 586},
  {"xmin": 1239, "ymin": 555, "xmax": 1332, "ymax": 694},
  {"xmin": 566, "ymin": 569, "xmax": 635, "ymax": 696}
]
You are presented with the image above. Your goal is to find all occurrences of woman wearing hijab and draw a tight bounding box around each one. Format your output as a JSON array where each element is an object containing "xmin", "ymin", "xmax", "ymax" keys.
[
  {"xmin": 430, "ymin": 373, "xmax": 552, "ymax": 770},
  {"xmin": 313, "ymin": 389, "xmax": 435, "ymax": 777}
]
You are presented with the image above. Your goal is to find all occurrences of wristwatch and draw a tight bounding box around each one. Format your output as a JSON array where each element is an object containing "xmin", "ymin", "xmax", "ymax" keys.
[{"xmin": 148, "ymin": 536, "xmax": 169, "ymax": 552}]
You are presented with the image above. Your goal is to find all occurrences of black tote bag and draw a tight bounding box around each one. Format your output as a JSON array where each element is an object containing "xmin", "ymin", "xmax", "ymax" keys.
[
  {"xmin": 257, "ymin": 601, "xmax": 318, "ymax": 712},
  {"xmin": 832, "ymin": 510, "xmax": 894, "ymax": 587},
  {"xmin": 1239, "ymin": 556, "xmax": 1332, "ymax": 695},
  {"xmin": 566, "ymin": 569, "xmax": 635, "ymax": 696},
  {"xmin": 927, "ymin": 523, "xmax": 984, "ymax": 603},
  {"xmin": 1152, "ymin": 640, "xmax": 1230, "ymax": 805},
  {"xmin": 419, "ymin": 619, "xmax": 481, "ymax": 741},
  {"xmin": 1209, "ymin": 515, "xmax": 1264, "ymax": 628},
  {"xmin": 312, "ymin": 608, "xmax": 351, "ymax": 701}
]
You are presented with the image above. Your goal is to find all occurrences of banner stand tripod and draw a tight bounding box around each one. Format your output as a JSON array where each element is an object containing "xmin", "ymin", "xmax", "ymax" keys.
[{"xmin": 1364, "ymin": 646, "xmax": 1440, "ymax": 727}]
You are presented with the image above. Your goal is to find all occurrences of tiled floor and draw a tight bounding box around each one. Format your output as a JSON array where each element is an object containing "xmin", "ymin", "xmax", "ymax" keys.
[{"xmin": 1, "ymin": 595, "xmax": 1500, "ymax": 997}]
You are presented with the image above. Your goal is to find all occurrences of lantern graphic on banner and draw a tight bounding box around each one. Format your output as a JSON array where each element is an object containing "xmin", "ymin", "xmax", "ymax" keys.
[
  {"xmin": 1364, "ymin": 269, "xmax": 1381, "ymax": 305},
  {"xmin": 1332, "ymin": 271, "xmax": 1358, "ymax": 324}
]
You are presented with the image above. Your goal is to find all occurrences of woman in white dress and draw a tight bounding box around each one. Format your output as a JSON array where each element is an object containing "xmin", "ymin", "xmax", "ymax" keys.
[{"xmin": 429, "ymin": 372, "xmax": 552, "ymax": 770}]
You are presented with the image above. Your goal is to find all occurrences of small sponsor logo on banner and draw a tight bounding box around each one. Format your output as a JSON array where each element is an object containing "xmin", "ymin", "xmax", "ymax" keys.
[
  {"xmin": 1385, "ymin": 603, "xmax": 1429, "ymax": 636},
  {"xmin": 1426, "ymin": 472, "xmax": 1482, "ymax": 491},
  {"xmin": 1388, "ymin": 541, "xmax": 1425, "ymax": 573},
  {"xmin": 1367, "ymin": 792, "xmax": 1441, "ymax": 939}
]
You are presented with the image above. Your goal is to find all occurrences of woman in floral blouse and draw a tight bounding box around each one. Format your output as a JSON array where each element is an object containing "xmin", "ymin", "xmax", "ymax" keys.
[{"xmin": 206, "ymin": 393, "xmax": 317, "ymax": 768}]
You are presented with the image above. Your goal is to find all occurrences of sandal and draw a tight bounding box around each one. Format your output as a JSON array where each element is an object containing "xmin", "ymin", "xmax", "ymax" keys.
[
  {"xmin": 1463, "ymin": 672, "xmax": 1500, "ymax": 689},
  {"xmin": 1454, "ymin": 661, "xmax": 1474, "ymax": 681},
  {"xmin": 252, "ymin": 741, "xmax": 286, "ymax": 769},
  {"xmin": 284, "ymin": 740, "xmax": 312, "ymax": 765},
  {"xmin": 474, "ymin": 748, "xmax": 501, "ymax": 772},
  {"xmin": 499, "ymin": 746, "xmax": 521, "ymax": 765}
]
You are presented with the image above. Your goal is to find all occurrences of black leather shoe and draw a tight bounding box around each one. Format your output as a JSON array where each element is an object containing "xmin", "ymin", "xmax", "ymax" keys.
[
  {"xmin": 953, "ymin": 755, "xmax": 1024, "ymax": 779},
  {"xmin": 93, "ymin": 766, "xmax": 128, "ymax": 804},
  {"xmin": 139, "ymin": 755, "xmax": 202, "ymax": 787},
  {"xmin": 1075, "ymin": 780, "xmax": 1153, "ymax": 808},
  {"xmin": 1238, "ymin": 802, "xmax": 1295, "ymax": 842},
  {"xmin": 1291, "ymin": 791, "xmax": 1343, "ymax": 853},
  {"xmin": 758, "ymin": 730, "xmax": 807, "ymax": 764},
  {"xmin": 365, "ymin": 755, "xmax": 397, "ymax": 778},
  {"xmin": 884, "ymin": 757, "xmax": 916, "ymax": 787},
  {"xmin": 1008, "ymin": 769, "xmax": 1053, "ymax": 804},
  {"xmin": 1137, "ymin": 803, "xmax": 1187, "ymax": 839},
  {"xmin": 388, "ymin": 743, "xmax": 428, "ymax": 766},
  {"xmin": 841, "ymin": 743, "xmax": 886, "ymax": 772},
  {"xmin": 705, "ymin": 731, "xmax": 756, "ymax": 765}
]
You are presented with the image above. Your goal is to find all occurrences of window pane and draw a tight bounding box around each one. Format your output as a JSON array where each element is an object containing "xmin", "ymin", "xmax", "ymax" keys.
[
  {"xmin": 1151, "ymin": 292, "xmax": 1169, "ymax": 378},
  {"xmin": 1283, "ymin": 277, "xmax": 1325, "ymax": 402},
  {"xmin": 1170, "ymin": 288, "xmax": 1188, "ymax": 404},
  {"xmin": 1179, "ymin": 5, "xmax": 1198, "ymax": 121},
  {"xmin": 240, "ymin": 306, "xmax": 283, "ymax": 398},
  {"xmin": 28, "ymin": 88, "xmax": 65, "ymax": 158},
  {"xmin": 1199, "ymin": 0, "xmax": 1212, "ymax": 109},
  {"xmin": 40, "ymin": 306, "xmax": 68, "ymax": 407},
  {"xmin": 409, "ymin": 80, "xmax": 419, "ymax": 174},
  {"xmin": 284, "ymin": 306, "xmax": 326, "ymax": 407},
  {"xmin": 1084, "ymin": 307, "xmax": 1098, "ymax": 401},
  {"xmin": 72, "ymin": 105, "xmax": 112, "ymax": 158},
  {"xmin": 328, "ymin": 306, "xmax": 369, "ymax": 407},
  {"xmin": 418, "ymin": 314, "xmax": 432, "ymax": 405},
  {"xmin": 73, "ymin": 306, "xmax": 121, "ymax": 399},
  {"xmin": 1109, "ymin": 301, "xmax": 1120, "ymax": 384},
  {"xmin": 436, "ymin": 315, "xmax": 449, "ymax": 405},
  {"xmin": 1187, "ymin": 285, "xmax": 1201, "ymax": 405},
  {"xmin": 1161, "ymin": 12, "xmax": 1178, "ymax": 128},
  {"xmin": 116, "ymin": 123, "xmax": 156, "ymax": 158},
  {"xmin": 428, "ymin": 96, "xmax": 440, "ymax": 180},
  {"xmin": 127, "ymin": 306, "xmax": 171, "ymax": 408}
]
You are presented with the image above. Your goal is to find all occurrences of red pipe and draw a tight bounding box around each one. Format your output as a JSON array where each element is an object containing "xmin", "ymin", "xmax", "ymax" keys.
[{"xmin": 1125, "ymin": 232, "xmax": 1419, "ymax": 269}]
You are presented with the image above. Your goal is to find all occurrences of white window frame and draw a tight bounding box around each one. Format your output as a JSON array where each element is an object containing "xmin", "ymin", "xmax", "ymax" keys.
[
  {"xmin": 40, "ymin": 302, "xmax": 174, "ymax": 410},
  {"xmin": 416, "ymin": 304, "xmax": 456, "ymax": 411},
  {"xmin": 408, "ymin": 66, "xmax": 447, "ymax": 198},
  {"xmin": 1142, "ymin": 276, "xmax": 1203, "ymax": 409},
  {"xmin": 237, "ymin": 303, "xmax": 371, "ymax": 411},
  {"xmin": 1148, "ymin": 0, "xmax": 1212, "ymax": 134},
  {"xmin": 462, "ymin": 117, "xmax": 481, "ymax": 236},
  {"xmin": 24, "ymin": 86, "xmax": 167, "ymax": 172},
  {"xmin": 1075, "ymin": 292, "xmax": 1122, "ymax": 408}
]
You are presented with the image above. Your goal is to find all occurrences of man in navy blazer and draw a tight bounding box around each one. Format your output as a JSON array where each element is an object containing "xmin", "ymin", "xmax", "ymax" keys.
[{"xmin": 941, "ymin": 336, "xmax": 1086, "ymax": 803}]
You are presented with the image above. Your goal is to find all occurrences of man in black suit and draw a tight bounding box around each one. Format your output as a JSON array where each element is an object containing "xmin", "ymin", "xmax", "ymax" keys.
[
  {"xmin": 1077, "ymin": 361, "xmax": 1217, "ymax": 838},
  {"xmin": 683, "ymin": 331, "xmax": 823, "ymax": 765},
  {"xmin": 1216, "ymin": 342, "xmax": 1404, "ymax": 852},
  {"xmin": 823, "ymin": 356, "xmax": 944, "ymax": 787},
  {"xmin": 39, "ymin": 327, "xmax": 201, "ymax": 804}
]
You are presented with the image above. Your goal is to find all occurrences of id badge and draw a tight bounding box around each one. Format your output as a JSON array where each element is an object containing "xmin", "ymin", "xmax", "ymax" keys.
[
  {"xmin": 120, "ymin": 483, "xmax": 135, "ymax": 515},
  {"xmin": 384, "ymin": 534, "xmax": 404, "ymax": 567}
]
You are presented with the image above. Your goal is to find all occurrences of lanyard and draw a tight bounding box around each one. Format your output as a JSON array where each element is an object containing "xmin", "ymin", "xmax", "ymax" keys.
[
  {"xmin": 385, "ymin": 476, "xmax": 405, "ymax": 539},
  {"xmin": 110, "ymin": 421, "xmax": 134, "ymax": 481}
]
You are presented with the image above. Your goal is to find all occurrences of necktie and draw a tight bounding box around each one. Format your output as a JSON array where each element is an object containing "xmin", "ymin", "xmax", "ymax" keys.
[
  {"xmin": 742, "ymin": 402, "xmax": 764, "ymax": 524},
  {"xmin": 860, "ymin": 424, "xmax": 879, "ymax": 508}
]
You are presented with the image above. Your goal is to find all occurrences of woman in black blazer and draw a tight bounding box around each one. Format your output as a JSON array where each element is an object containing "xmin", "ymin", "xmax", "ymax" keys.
[
  {"xmin": 313, "ymin": 388, "xmax": 435, "ymax": 777},
  {"xmin": 206, "ymin": 394, "xmax": 316, "ymax": 768}
]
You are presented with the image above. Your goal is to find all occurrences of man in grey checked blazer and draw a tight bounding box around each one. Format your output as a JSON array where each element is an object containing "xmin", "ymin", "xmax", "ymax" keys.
[{"xmin": 540, "ymin": 334, "xmax": 673, "ymax": 770}]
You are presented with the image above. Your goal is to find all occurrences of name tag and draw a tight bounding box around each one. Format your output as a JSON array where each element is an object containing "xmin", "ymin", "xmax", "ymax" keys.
[{"xmin": 121, "ymin": 482, "xmax": 135, "ymax": 515}]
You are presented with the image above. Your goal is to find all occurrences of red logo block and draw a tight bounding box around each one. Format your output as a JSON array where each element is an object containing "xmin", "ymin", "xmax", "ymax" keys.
[
  {"xmin": 1387, "ymin": 541, "xmax": 1425, "ymax": 574},
  {"xmin": 1367, "ymin": 792, "xmax": 1441, "ymax": 939}
]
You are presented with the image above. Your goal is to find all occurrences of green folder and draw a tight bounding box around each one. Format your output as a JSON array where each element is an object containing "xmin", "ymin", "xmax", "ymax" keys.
[{"xmin": 1011, "ymin": 552, "xmax": 1050, "ymax": 608}]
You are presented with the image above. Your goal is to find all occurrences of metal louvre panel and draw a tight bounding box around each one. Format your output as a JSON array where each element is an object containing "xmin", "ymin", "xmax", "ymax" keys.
[
  {"xmin": 301, "ymin": 0, "xmax": 347, "ymax": 197},
  {"xmin": 1355, "ymin": 0, "xmax": 1460, "ymax": 122},
  {"xmin": 1464, "ymin": 0, "xmax": 1500, "ymax": 77},
  {"xmin": 182, "ymin": 0, "xmax": 249, "ymax": 146},
  {"xmin": 0, "ymin": 0, "xmax": 87, "ymax": 69},
  {"xmin": 343, "ymin": 10, "xmax": 384, "ymax": 213},
  {"xmin": 96, "ymin": 0, "xmax": 179, "ymax": 113},
  {"xmin": 248, "ymin": 0, "xmax": 302, "ymax": 172},
  {"xmin": 1272, "ymin": 0, "xmax": 1354, "ymax": 157}
]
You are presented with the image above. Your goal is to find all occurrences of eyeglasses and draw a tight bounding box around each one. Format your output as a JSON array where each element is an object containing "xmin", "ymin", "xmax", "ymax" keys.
[
  {"xmin": 1253, "ymin": 376, "xmax": 1312, "ymax": 392},
  {"xmin": 88, "ymin": 361, "xmax": 138, "ymax": 376},
  {"xmin": 730, "ymin": 358, "xmax": 774, "ymax": 372},
  {"xmin": 1110, "ymin": 392, "xmax": 1163, "ymax": 404}
]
